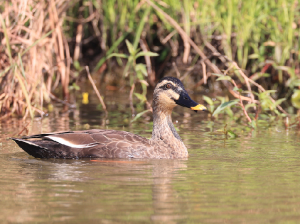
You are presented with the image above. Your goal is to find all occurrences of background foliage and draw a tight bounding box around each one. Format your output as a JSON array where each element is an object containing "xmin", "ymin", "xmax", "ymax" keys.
[{"xmin": 0, "ymin": 0, "xmax": 299, "ymax": 122}]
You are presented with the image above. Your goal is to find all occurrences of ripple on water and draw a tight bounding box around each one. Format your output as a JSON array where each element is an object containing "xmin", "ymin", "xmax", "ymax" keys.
[{"xmin": 1, "ymin": 101, "xmax": 300, "ymax": 223}]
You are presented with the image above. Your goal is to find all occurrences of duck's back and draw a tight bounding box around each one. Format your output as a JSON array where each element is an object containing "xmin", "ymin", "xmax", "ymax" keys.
[{"xmin": 12, "ymin": 129, "xmax": 154, "ymax": 159}]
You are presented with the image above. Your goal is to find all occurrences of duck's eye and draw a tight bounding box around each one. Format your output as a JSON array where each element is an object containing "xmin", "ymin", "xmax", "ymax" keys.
[{"xmin": 166, "ymin": 84, "xmax": 172, "ymax": 89}]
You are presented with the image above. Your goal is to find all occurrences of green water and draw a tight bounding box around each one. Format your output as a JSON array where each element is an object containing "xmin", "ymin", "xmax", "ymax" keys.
[{"xmin": 1, "ymin": 92, "xmax": 300, "ymax": 223}]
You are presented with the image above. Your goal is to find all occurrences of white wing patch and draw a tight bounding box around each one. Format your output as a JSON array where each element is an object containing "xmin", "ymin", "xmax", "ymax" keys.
[
  {"xmin": 47, "ymin": 136, "xmax": 98, "ymax": 148},
  {"xmin": 16, "ymin": 139, "xmax": 40, "ymax": 147}
]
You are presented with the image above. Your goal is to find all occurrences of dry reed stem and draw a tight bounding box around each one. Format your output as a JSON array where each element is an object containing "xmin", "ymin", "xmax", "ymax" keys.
[
  {"xmin": 16, "ymin": 121, "xmax": 30, "ymax": 136},
  {"xmin": 182, "ymin": 35, "xmax": 190, "ymax": 64},
  {"xmin": 172, "ymin": 62, "xmax": 180, "ymax": 78},
  {"xmin": 193, "ymin": 73, "xmax": 212, "ymax": 88},
  {"xmin": 180, "ymin": 66, "xmax": 194, "ymax": 81},
  {"xmin": 161, "ymin": 30, "xmax": 177, "ymax": 44},
  {"xmin": 139, "ymin": 39, "xmax": 155, "ymax": 86},
  {"xmin": 231, "ymin": 61, "xmax": 256, "ymax": 109},
  {"xmin": 200, "ymin": 61, "xmax": 207, "ymax": 84},
  {"xmin": 0, "ymin": 0, "xmax": 71, "ymax": 118},
  {"xmin": 73, "ymin": 4, "xmax": 84, "ymax": 62},
  {"xmin": 231, "ymin": 80, "xmax": 252, "ymax": 123},
  {"xmin": 74, "ymin": 23, "xmax": 83, "ymax": 62},
  {"xmin": 86, "ymin": 66, "xmax": 107, "ymax": 114}
]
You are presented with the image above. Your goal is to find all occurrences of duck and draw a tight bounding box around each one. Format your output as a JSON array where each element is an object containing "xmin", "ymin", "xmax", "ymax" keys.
[{"xmin": 11, "ymin": 77, "xmax": 207, "ymax": 159}]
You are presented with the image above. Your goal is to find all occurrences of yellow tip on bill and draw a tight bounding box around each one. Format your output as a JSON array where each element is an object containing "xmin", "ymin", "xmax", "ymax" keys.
[{"xmin": 191, "ymin": 104, "xmax": 207, "ymax": 111}]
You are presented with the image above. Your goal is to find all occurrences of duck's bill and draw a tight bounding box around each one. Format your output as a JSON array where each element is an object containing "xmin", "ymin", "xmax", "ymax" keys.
[
  {"xmin": 191, "ymin": 104, "xmax": 207, "ymax": 111},
  {"xmin": 174, "ymin": 92, "xmax": 207, "ymax": 111}
]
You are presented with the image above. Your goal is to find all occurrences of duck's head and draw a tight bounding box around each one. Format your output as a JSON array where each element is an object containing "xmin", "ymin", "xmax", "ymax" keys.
[{"xmin": 153, "ymin": 77, "xmax": 207, "ymax": 112}]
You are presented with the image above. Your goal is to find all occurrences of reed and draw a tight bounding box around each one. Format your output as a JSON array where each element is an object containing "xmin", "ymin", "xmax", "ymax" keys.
[{"xmin": 0, "ymin": 0, "xmax": 71, "ymax": 119}]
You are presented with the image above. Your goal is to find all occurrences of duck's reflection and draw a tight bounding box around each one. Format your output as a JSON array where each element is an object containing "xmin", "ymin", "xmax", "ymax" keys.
[
  {"xmin": 11, "ymin": 156, "xmax": 187, "ymax": 223},
  {"xmin": 150, "ymin": 159, "xmax": 187, "ymax": 223}
]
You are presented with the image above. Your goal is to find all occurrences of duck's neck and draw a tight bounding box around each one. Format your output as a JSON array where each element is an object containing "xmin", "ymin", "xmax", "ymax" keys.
[
  {"xmin": 151, "ymin": 109, "xmax": 180, "ymax": 141},
  {"xmin": 151, "ymin": 104, "xmax": 185, "ymax": 149}
]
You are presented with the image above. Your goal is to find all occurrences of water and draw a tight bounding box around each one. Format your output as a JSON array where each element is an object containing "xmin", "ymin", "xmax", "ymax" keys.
[{"xmin": 1, "ymin": 92, "xmax": 300, "ymax": 223}]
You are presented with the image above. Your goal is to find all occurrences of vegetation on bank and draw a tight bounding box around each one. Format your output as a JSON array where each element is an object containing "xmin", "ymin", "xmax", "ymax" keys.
[{"xmin": 0, "ymin": 0, "xmax": 300, "ymax": 126}]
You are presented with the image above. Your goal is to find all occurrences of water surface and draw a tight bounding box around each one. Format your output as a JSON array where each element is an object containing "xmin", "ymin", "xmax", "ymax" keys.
[{"xmin": 1, "ymin": 92, "xmax": 300, "ymax": 223}]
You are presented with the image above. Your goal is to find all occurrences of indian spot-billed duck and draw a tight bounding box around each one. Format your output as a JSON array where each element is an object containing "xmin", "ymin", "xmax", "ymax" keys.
[{"xmin": 12, "ymin": 77, "xmax": 207, "ymax": 159}]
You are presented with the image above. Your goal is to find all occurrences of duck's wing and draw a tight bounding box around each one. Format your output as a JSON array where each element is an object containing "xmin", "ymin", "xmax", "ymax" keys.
[{"xmin": 11, "ymin": 129, "xmax": 152, "ymax": 159}]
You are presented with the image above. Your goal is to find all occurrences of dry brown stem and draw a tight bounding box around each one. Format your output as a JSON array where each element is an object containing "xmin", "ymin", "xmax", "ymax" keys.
[
  {"xmin": 0, "ymin": 0, "xmax": 72, "ymax": 119},
  {"xmin": 86, "ymin": 66, "xmax": 107, "ymax": 115},
  {"xmin": 193, "ymin": 73, "xmax": 212, "ymax": 88},
  {"xmin": 161, "ymin": 30, "xmax": 177, "ymax": 44},
  {"xmin": 172, "ymin": 62, "xmax": 180, "ymax": 78},
  {"xmin": 231, "ymin": 80, "xmax": 252, "ymax": 123},
  {"xmin": 139, "ymin": 39, "xmax": 155, "ymax": 87},
  {"xmin": 200, "ymin": 61, "xmax": 207, "ymax": 84}
]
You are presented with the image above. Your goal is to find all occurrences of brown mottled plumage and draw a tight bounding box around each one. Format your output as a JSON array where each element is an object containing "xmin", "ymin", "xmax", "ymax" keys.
[{"xmin": 11, "ymin": 77, "xmax": 206, "ymax": 159}]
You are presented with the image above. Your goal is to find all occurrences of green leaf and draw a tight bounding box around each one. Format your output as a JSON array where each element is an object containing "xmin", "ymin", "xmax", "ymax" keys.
[
  {"xmin": 132, "ymin": 7, "xmax": 151, "ymax": 50},
  {"xmin": 233, "ymin": 86, "xmax": 240, "ymax": 91},
  {"xmin": 225, "ymin": 107, "xmax": 234, "ymax": 117},
  {"xmin": 250, "ymin": 120, "xmax": 257, "ymax": 129},
  {"xmin": 131, "ymin": 109, "xmax": 151, "ymax": 123},
  {"xmin": 107, "ymin": 53, "xmax": 128, "ymax": 59},
  {"xmin": 261, "ymin": 73, "xmax": 271, "ymax": 77},
  {"xmin": 211, "ymin": 73, "xmax": 224, "ymax": 77},
  {"xmin": 125, "ymin": 39, "xmax": 135, "ymax": 55},
  {"xmin": 134, "ymin": 93, "xmax": 147, "ymax": 102},
  {"xmin": 263, "ymin": 90, "xmax": 277, "ymax": 94},
  {"xmin": 73, "ymin": 60, "xmax": 81, "ymax": 71},
  {"xmin": 245, "ymin": 103, "xmax": 257, "ymax": 111},
  {"xmin": 93, "ymin": 32, "xmax": 129, "ymax": 72},
  {"xmin": 136, "ymin": 71, "xmax": 144, "ymax": 81},
  {"xmin": 248, "ymin": 53, "xmax": 259, "ymax": 59},
  {"xmin": 292, "ymin": 90, "xmax": 300, "ymax": 109},
  {"xmin": 227, "ymin": 130, "xmax": 238, "ymax": 139},
  {"xmin": 123, "ymin": 57, "xmax": 132, "ymax": 77},
  {"xmin": 202, "ymin": 95, "xmax": 214, "ymax": 105},
  {"xmin": 216, "ymin": 76, "xmax": 232, "ymax": 81},
  {"xmin": 69, "ymin": 83, "xmax": 80, "ymax": 91},
  {"xmin": 135, "ymin": 51, "xmax": 159, "ymax": 58},
  {"xmin": 139, "ymin": 79, "xmax": 149, "ymax": 87},
  {"xmin": 233, "ymin": 87, "xmax": 244, "ymax": 94},
  {"xmin": 135, "ymin": 63, "xmax": 147, "ymax": 76},
  {"xmin": 212, "ymin": 100, "xmax": 239, "ymax": 117},
  {"xmin": 272, "ymin": 98, "xmax": 286, "ymax": 109}
]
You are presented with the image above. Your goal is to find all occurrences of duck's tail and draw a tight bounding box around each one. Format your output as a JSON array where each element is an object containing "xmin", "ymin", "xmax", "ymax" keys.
[{"xmin": 11, "ymin": 138, "xmax": 55, "ymax": 158}]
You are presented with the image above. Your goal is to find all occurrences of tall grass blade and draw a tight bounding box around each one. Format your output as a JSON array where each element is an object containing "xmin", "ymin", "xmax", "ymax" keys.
[
  {"xmin": 94, "ymin": 32, "xmax": 129, "ymax": 72},
  {"xmin": 21, "ymin": 30, "xmax": 53, "ymax": 56},
  {"xmin": 15, "ymin": 71, "xmax": 34, "ymax": 119},
  {"xmin": 18, "ymin": 53, "xmax": 26, "ymax": 82},
  {"xmin": 132, "ymin": 7, "xmax": 151, "ymax": 50},
  {"xmin": 0, "ymin": 14, "xmax": 12, "ymax": 63}
]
